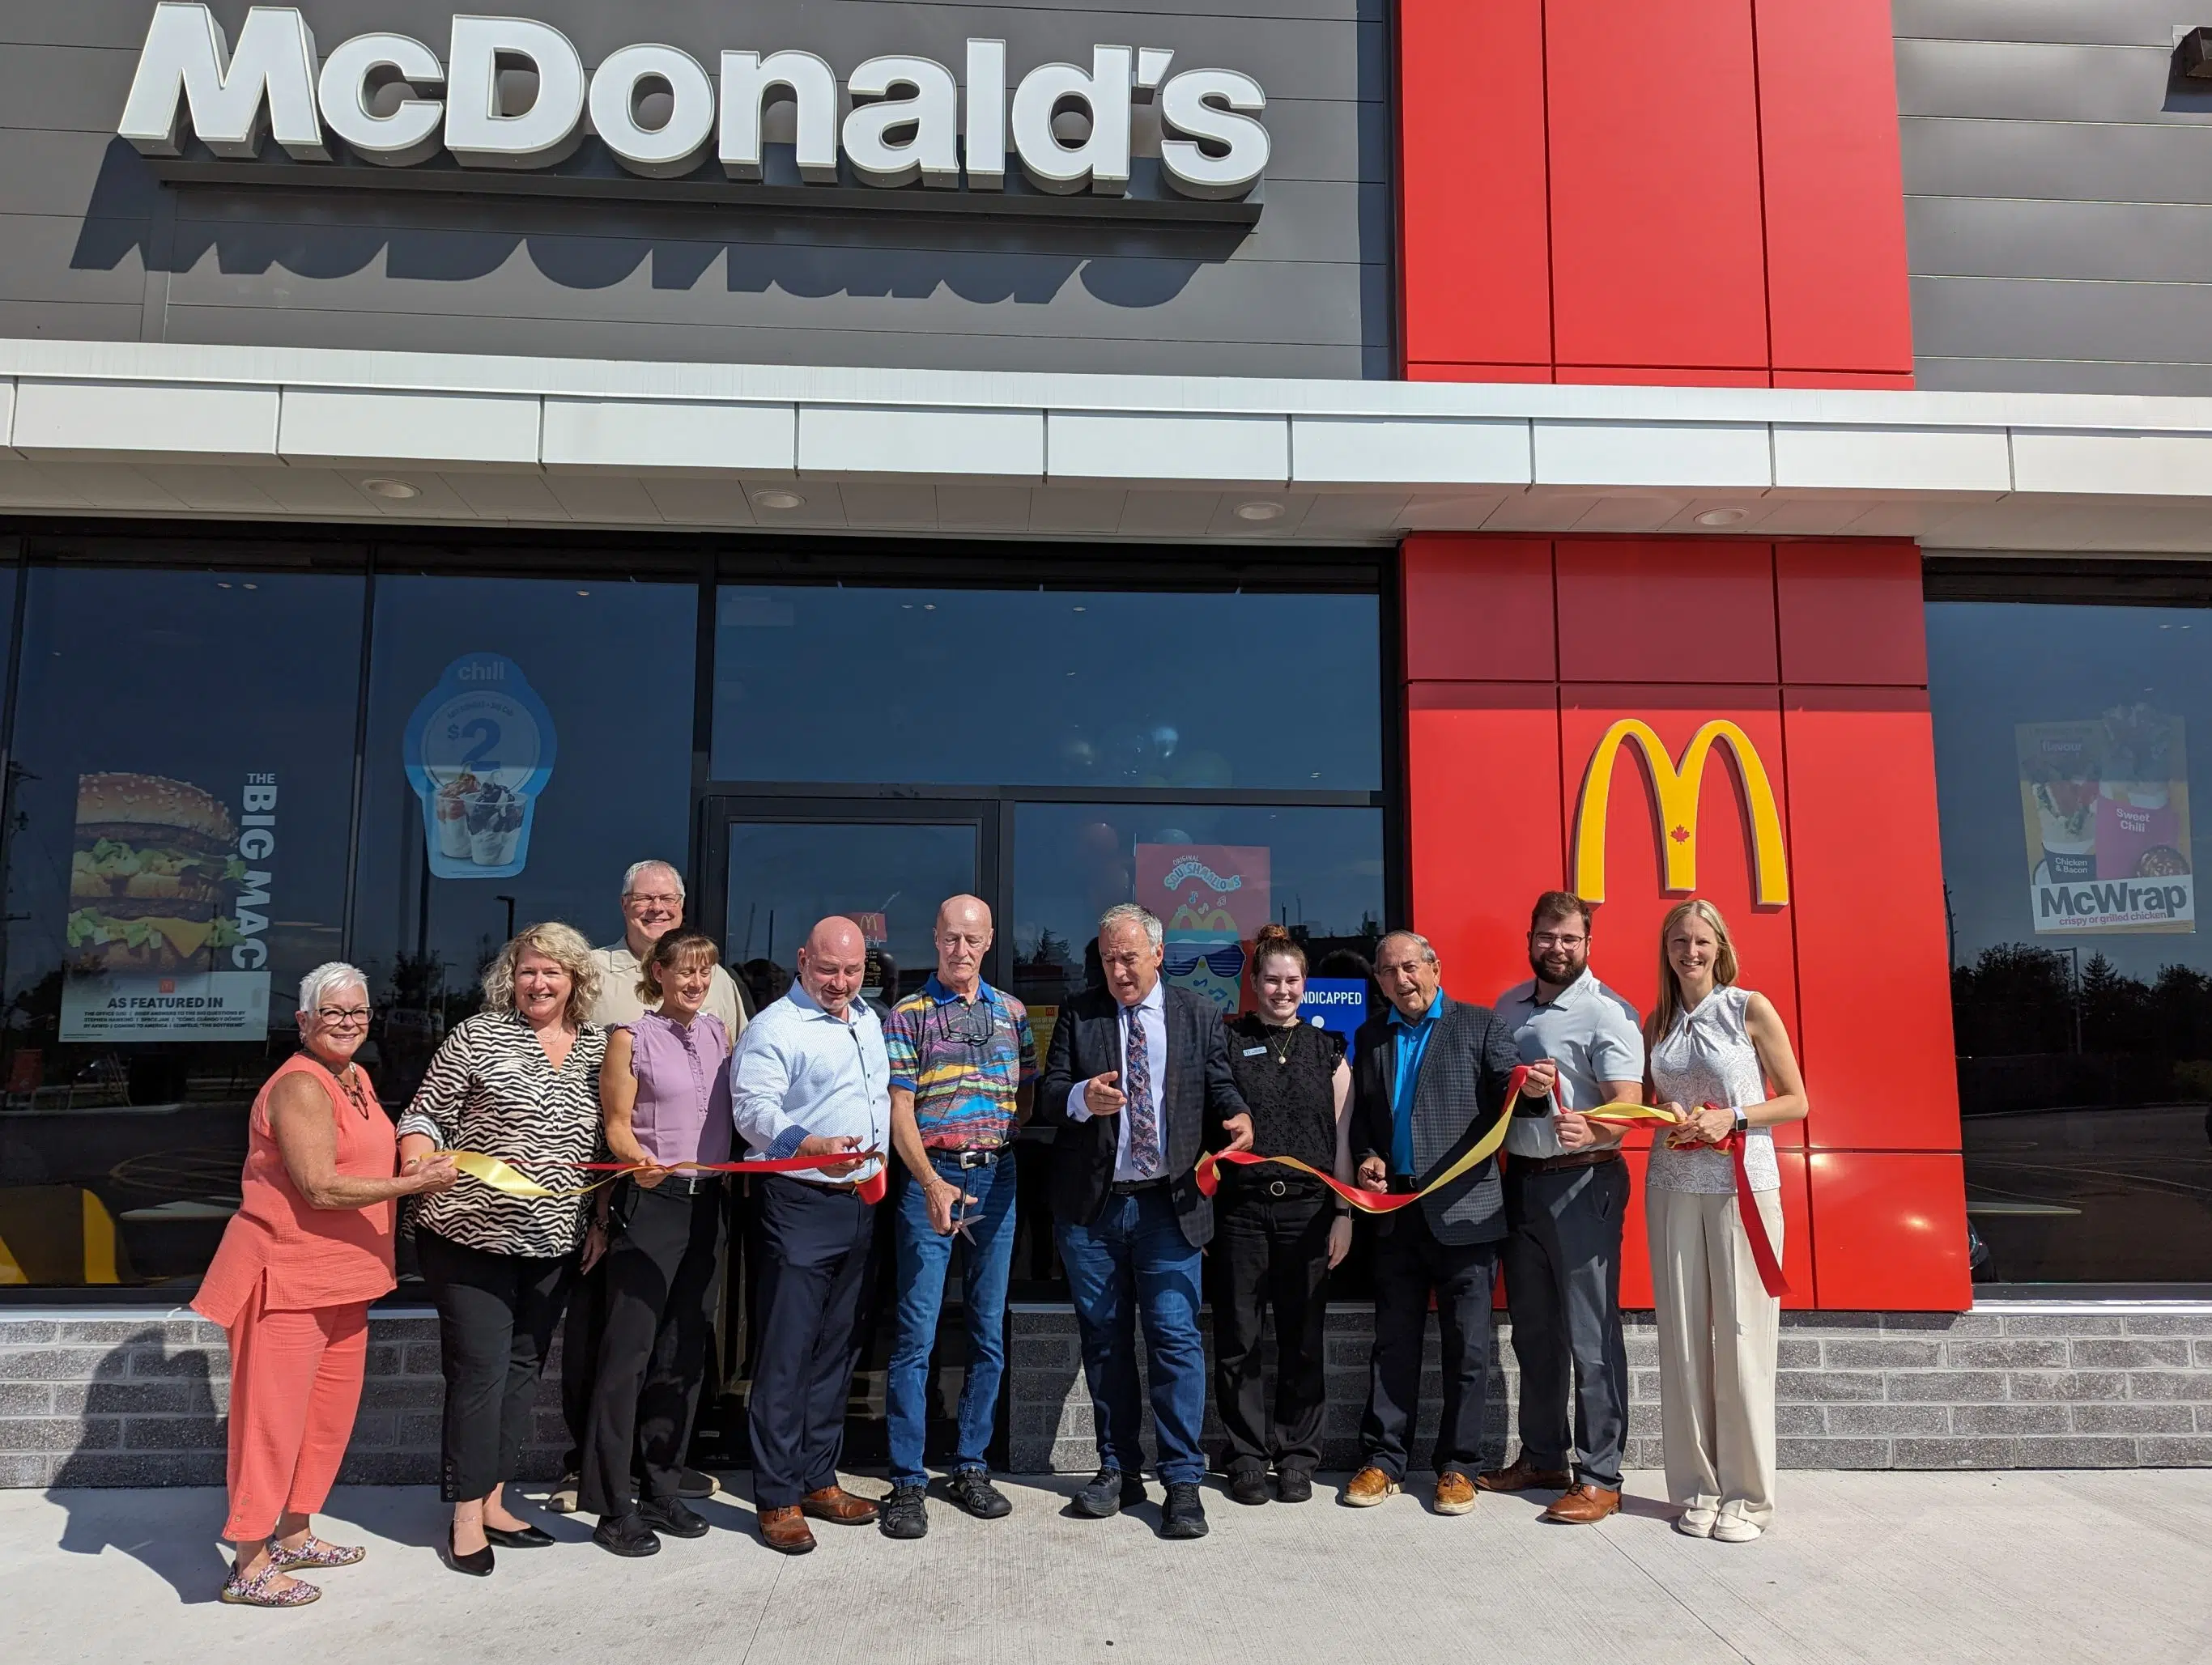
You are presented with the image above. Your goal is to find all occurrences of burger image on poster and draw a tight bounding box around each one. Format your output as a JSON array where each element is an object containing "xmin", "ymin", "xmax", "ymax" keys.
[{"xmin": 402, "ymin": 655, "xmax": 558, "ymax": 881}]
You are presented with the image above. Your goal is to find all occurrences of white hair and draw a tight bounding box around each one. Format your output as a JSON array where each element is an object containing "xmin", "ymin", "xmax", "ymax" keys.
[
  {"xmin": 1378, "ymin": 929, "xmax": 1440, "ymax": 966},
  {"xmin": 298, "ymin": 961, "xmax": 368, "ymax": 1017},
  {"xmin": 1098, "ymin": 902, "xmax": 1164, "ymax": 951},
  {"xmin": 621, "ymin": 859, "xmax": 685, "ymax": 901}
]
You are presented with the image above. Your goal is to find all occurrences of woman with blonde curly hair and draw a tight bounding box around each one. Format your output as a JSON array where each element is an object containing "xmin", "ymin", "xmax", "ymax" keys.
[{"xmin": 398, "ymin": 921, "xmax": 606, "ymax": 1575}]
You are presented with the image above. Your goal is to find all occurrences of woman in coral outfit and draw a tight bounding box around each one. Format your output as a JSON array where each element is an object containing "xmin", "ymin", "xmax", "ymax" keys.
[{"xmin": 194, "ymin": 962, "xmax": 457, "ymax": 1608}]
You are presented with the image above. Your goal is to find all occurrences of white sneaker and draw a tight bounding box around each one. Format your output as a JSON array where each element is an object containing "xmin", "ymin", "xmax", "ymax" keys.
[
  {"xmin": 1674, "ymin": 1507, "xmax": 1717, "ymax": 1538},
  {"xmin": 1712, "ymin": 1514, "xmax": 1763, "ymax": 1543},
  {"xmin": 546, "ymin": 1472, "xmax": 581, "ymax": 1514}
]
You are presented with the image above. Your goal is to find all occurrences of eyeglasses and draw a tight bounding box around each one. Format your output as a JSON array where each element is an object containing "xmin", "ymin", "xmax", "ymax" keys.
[
  {"xmin": 626, "ymin": 892, "xmax": 683, "ymax": 909},
  {"xmin": 944, "ymin": 1001, "xmax": 1000, "ymax": 1048},
  {"xmin": 317, "ymin": 1008, "xmax": 372, "ymax": 1027},
  {"xmin": 1531, "ymin": 932, "xmax": 1587, "ymax": 949}
]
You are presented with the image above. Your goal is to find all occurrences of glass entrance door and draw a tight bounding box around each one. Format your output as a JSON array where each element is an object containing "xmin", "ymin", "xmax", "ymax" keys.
[{"xmin": 693, "ymin": 801, "xmax": 994, "ymax": 1469}]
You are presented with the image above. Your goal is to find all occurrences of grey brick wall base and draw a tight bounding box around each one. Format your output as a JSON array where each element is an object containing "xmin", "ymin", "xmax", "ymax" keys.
[{"xmin": 5, "ymin": 1301, "xmax": 2211, "ymax": 1488}]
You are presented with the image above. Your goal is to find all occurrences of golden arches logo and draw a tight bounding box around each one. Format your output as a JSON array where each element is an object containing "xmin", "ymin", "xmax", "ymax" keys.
[{"xmin": 1572, "ymin": 719, "xmax": 1789, "ymax": 907}]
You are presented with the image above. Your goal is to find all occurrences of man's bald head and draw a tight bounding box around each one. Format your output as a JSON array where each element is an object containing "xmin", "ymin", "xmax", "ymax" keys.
[
  {"xmin": 797, "ymin": 915, "xmax": 868, "ymax": 1017},
  {"xmin": 934, "ymin": 894, "xmax": 993, "ymax": 996}
]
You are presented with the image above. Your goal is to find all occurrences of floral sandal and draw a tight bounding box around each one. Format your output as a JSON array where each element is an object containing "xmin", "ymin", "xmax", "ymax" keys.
[
  {"xmin": 220, "ymin": 1559, "xmax": 321, "ymax": 1608},
  {"xmin": 271, "ymin": 1533, "xmax": 366, "ymax": 1570}
]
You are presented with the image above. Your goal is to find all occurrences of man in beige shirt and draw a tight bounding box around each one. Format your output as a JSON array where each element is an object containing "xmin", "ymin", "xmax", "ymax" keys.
[{"xmin": 586, "ymin": 859, "xmax": 749, "ymax": 1034}]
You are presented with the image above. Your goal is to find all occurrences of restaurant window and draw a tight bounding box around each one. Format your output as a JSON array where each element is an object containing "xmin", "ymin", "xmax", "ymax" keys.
[
  {"xmin": 0, "ymin": 562, "xmax": 364, "ymax": 1289},
  {"xmin": 350, "ymin": 569, "xmax": 698, "ymax": 1107},
  {"xmin": 711, "ymin": 584, "xmax": 1382, "ymax": 791},
  {"xmin": 1928, "ymin": 576, "xmax": 2212, "ymax": 1284}
]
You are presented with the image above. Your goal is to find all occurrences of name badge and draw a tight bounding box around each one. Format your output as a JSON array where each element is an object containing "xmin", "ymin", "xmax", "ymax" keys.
[{"xmin": 1242, "ymin": 1045, "xmax": 1268, "ymax": 1057}]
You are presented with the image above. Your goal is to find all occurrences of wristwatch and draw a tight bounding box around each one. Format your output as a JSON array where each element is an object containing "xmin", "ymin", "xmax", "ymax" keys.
[{"xmin": 1731, "ymin": 1106, "xmax": 1750, "ymax": 1135}]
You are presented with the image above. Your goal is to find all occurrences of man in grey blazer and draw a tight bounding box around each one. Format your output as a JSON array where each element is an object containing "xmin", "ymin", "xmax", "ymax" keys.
[{"xmin": 1342, "ymin": 929, "xmax": 1551, "ymax": 1514}]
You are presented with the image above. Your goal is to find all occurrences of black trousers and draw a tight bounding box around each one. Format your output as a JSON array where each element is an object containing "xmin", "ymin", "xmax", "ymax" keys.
[
  {"xmin": 1361, "ymin": 1210, "xmax": 1500, "ymax": 1481},
  {"xmin": 580, "ymin": 1182, "xmax": 729, "ymax": 1518},
  {"xmin": 416, "ymin": 1228, "xmax": 575, "ymax": 1502},
  {"xmin": 559, "ymin": 1255, "xmax": 606, "ymax": 1475},
  {"xmin": 747, "ymin": 1175, "xmax": 875, "ymax": 1510},
  {"xmin": 1207, "ymin": 1184, "xmax": 1333, "ymax": 1476},
  {"xmin": 1502, "ymin": 1158, "xmax": 1631, "ymax": 1489}
]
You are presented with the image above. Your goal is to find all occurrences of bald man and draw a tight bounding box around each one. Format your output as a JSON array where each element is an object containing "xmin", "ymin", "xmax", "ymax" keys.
[
  {"xmin": 728, "ymin": 916, "xmax": 892, "ymax": 1555},
  {"xmin": 878, "ymin": 896, "xmax": 1037, "ymax": 1540}
]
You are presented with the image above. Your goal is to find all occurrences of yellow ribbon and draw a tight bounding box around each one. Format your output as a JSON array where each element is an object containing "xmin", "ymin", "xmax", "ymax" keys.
[{"xmin": 445, "ymin": 1150, "xmax": 613, "ymax": 1200}]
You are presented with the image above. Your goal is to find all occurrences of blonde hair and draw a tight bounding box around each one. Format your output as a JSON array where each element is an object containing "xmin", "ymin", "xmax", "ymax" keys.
[
  {"xmin": 482, "ymin": 920, "xmax": 601, "ymax": 1030},
  {"xmin": 636, "ymin": 929, "xmax": 720, "ymax": 1005},
  {"xmin": 1644, "ymin": 898, "xmax": 1741, "ymax": 1050}
]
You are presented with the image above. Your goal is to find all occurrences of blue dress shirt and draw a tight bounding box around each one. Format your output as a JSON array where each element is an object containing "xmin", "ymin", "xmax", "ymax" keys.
[
  {"xmin": 1388, "ymin": 992, "xmax": 1449, "ymax": 1175},
  {"xmin": 729, "ymin": 982, "xmax": 891, "ymax": 1185}
]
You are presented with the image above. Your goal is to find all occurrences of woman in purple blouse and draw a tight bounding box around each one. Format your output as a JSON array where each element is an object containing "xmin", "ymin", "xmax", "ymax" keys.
[{"xmin": 577, "ymin": 929, "xmax": 735, "ymax": 1557}]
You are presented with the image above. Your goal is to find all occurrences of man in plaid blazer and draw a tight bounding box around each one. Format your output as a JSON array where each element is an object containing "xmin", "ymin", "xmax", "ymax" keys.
[{"xmin": 1340, "ymin": 929, "xmax": 1552, "ymax": 1515}]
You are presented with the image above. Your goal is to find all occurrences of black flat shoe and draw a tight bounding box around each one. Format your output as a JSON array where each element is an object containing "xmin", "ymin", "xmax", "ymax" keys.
[
  {"xmin": 483, "ymin": 1523, "xmax": 554, "ymax": 1548},
  {"xmin": 442, "ymin": 1526, "xmax": 494, "ymax": 1577},
  {"xmin": 592, "ymin": 1512, "xmax": 662, "ymax": 1558}
]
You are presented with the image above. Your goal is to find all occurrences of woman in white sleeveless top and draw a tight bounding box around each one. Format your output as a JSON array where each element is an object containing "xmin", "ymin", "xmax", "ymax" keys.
[{"xmin": 1644, "ymin": 899, "xmax": 1808, "ymax": 1543}]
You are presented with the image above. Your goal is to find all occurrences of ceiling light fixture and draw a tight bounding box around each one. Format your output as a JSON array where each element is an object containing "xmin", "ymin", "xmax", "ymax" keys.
[
  {"xmin": 1694, "ymin": 507, "xmax": 1749, "ymax": 527},
  {"xmin": 1235, "ymin": 500, "xmax": 1285, "ymax": 522},
  {"xmin": 755, "ymin": 489, "xmax": 805, "ymax": 510},
  {"xmin": 361, "ymin": 478, "xmax": 420, "ymax": 499}
]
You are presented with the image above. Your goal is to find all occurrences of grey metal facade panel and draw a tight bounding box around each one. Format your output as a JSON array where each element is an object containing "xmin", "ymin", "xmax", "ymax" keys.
[
  {"xmin": 1899, "ymin": 4, "xmax": 2212, "ymax": 393},
  {"xmin": 0, "ymin": 0, "xmax": 1389, "ymax": 378}
]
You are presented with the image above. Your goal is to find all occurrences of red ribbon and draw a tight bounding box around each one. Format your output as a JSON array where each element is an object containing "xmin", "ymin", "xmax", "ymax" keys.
[{"xmin": 576, "ymin": 1151, "xmax": 889, "ymax": 1205}]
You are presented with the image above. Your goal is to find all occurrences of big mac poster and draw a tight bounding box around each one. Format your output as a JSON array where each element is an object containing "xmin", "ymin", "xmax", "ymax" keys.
[
  {"xmin": 2018, "ymin": 705, "xmax": 2195, "ymax": 935},
  {"xmin": 60, "ymin": 772, "xmax": 272, "ymax": 1040},
  {"xmin": 1137, "ymin": 843, "xmax": 1271, "ymax": 1013}
]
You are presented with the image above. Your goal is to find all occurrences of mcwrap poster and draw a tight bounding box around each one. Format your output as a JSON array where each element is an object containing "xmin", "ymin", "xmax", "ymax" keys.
[
  {"xmin": 2017, "ymin": 705, "xmax": 2194, "ymax": 935},
  {"xmin": 1136, "ymin": 843, "xmax": 1271, "ymax": 1013}
]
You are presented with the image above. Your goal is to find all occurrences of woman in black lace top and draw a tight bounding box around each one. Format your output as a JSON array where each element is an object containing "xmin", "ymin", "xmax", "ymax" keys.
[{"xmin": 1210, "ymin": 924, "xmax": 1355, "ymax": 1506}]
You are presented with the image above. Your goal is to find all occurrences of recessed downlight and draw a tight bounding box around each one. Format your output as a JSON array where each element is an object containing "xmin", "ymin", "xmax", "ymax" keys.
[
  {"xmin": 1235, "ymin": 500, "xmax": 1285, "ymax": 522},
  {"xmin": 754, "ymin": 489, "xmax": 805, "ymax": 510},
  {"xmin": 1694, "ymin": 507, "xmax": 1749, "ymax": 527},
  {"xmin": 361, "ymin": 478, "xmax": 420, "ymax": 500}
]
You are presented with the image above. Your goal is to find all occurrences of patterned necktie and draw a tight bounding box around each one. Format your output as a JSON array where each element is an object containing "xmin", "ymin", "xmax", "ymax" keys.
[{"xmin": 1123, "ymin": 1003, "xmax": 1161, "ymax": 1174}]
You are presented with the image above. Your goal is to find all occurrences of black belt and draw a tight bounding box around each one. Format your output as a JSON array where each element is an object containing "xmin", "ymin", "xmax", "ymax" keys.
[
  {"xmin": 929, "ymin": 1147, "xmax": 1004, "ymax": 1169},
  {"xmin": 634, "ymin": 1171, "xmax": 724, "ymax": 1199},
  {"xmin": 1109, "ymin": 1176, "xmax": 1169, "ymax": 1196},
  {"xmin": 1223, "ymin": 1170, "xmax": 1325, "ymax": 1200},
  {"xmin": 1512, "ymin": 1149, "xmax": 1622, "ymax": 1176}
]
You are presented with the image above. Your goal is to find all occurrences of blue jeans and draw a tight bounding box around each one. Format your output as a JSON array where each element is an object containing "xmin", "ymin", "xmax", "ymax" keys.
[
  {"xmin": 887, "ymin": 1149, "xmax": 1018, "ymax": 1486},
  {"xmin": 1055, "ymin": 1185, "xmax": 1207, "ymax": 1485}
]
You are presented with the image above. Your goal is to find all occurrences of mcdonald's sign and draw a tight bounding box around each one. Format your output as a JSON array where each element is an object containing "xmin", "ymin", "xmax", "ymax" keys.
[{"xmin": 1572, "ymin": 720, "xmax": 1790, "ymax": 906}]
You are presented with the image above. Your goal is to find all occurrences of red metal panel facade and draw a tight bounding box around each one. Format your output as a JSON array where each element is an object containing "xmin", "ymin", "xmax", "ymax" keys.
[
  {"xmin": 1397, "ymin": 0, "xmax": 1913, "ymax": 387},
  {"xmin": 1399, "ymin": 533, "xmax": 1970, "ymax": 1310}
]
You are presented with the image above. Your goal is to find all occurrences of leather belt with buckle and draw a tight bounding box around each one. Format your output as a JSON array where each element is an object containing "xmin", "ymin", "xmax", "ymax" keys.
[
  {"xmin": 933, "ymin": 1148, "xmax": 1002, "ymax": 1170},
  {"xmin": 1514, "ymin": 1149, "xmax": 1622, "ymax": 1175},
  {"xmin": 1109, "ymin": 1176, "xmax": 1168, "ymax": 1196}
]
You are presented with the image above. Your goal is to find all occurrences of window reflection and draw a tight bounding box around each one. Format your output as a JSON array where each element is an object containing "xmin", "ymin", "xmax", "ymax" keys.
[
  {"xmin": 1929, "ymin": 600, "xmax": 2212, "ymax": 1283},
  {"xmin": 712, "ymin": 585, "xmax": 1381, "ymax": 790},
  {"xmin": 351, "ymin": 574, "xmax": 696, "ymax": 1108},
  {"xmin": 0, "ymin": 566, "xmax": 362, "ymax": 1288}
]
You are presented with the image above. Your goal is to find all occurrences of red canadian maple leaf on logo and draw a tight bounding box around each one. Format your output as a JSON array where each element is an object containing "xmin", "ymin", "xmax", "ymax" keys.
[{"xmin": 1670, "ymin": 825, "xmax": 1691, "ymax": 844}]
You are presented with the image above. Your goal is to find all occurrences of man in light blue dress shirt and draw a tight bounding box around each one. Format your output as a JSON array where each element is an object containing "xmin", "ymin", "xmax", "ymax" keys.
[{"xmin": 728, "ymin": 915, "xmax": 891, "ymax": 1554}]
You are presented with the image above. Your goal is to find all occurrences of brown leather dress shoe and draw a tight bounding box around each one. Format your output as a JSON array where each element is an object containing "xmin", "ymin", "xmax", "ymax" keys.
[
  {"xmin": 801, "ymin": 1485, "xmax": 879, "ymax": 1526},
  {"xmin": 1477, "ymin": 1455, "xmax": 1572, "ymax": 1493},
  {"xmin": 758, "ymin": 1506, "xmax": 815, "ymax": 1555},
  {"xmin": 1340, "ymin": 1466, "xmax": 1400, "ymax": 1507},
  {"xmin": 1432, "ymin": 1472, "xmax": 1478, "ymax": 1515},
  {"xmin": 1540, "ymin": 1483, "xmax": 1622, "ymax": 1524}
]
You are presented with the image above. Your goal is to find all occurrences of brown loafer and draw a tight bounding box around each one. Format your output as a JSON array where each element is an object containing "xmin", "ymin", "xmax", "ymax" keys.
[
  {"xmin": 1540, "ymin": 1483, "xmax": 1622, "ymax": 1524},
  {"xmin": 1432, "ymin": 1472, "xmax": 1478, "ymax": 1515},
  {"xmin": 1340, "ymin": 1466, "xmax": 1400, "ymax": 1507},
  {"xmin": 758, "ymin": 1506, "xmax": 815, "ymax": 1555},
  {"xmin": 801, "ymin": 1484, "xmax": 879, "ymax": 1526},
  {"xmin": 1476, "ymin": 1455, "xmax": 1572, "ymax": 1493}
]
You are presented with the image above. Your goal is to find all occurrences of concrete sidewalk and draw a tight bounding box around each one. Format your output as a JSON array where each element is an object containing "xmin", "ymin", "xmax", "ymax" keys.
[{"xmin": 3, "ymin": 1470, "xmax": 2207, "ymax": 1665}]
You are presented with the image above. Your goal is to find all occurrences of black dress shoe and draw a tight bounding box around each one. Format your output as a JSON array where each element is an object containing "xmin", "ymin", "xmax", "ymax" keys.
[
  {"xmin": 1160, "ymin": 1482, "xmax": 1209, "ymax": 1540},
  {"xmin": 1276, "ymin": 1469, "xmax": 1314, "ymax": 1504},
  {"xmin": 441, "ymin": 1526, "xmax": 494, "ymax": 1577},
  {"xmin": 1227, "ymin": 1470, "xmax": 1269, "ymax": 1506},
  {"xmin": 592, "ymin": 1512, "xmax": 662, "ymax": 1558},
  {"xmin": 1072, "ymin": 1468, "xmax": 1146, "ymax": 1518},
  {"xmin": 942, "ymin": 1469, "xmax": 1012, "ymax": 1520},
  {"xmin": 483, "ymin": 1523, "xmax": 555, "ymax": 1548},
  {"xmin": 878, "ymin": 1482, "xmax": 929, "ymax": 1540},
  {"xmin": 639, "ymin": 1497, "xmax": 709, "ymax": 1540}
]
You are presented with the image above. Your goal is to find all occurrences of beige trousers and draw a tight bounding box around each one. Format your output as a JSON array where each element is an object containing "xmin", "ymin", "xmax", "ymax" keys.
[{"xmin": 1645, "ymin": 1184, "xmax": 1782, "ymax": 1527}]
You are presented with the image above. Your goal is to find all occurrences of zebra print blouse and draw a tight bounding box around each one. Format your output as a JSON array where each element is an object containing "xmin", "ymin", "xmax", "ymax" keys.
[{"xmin": 397, "ymin": 1010, "xmax": 606, "ymax": 1259}]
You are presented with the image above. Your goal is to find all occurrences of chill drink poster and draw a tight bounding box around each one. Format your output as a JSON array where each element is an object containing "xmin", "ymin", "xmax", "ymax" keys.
[
  {"xmin": 404, "ymin": 655, "xmax": 557, "ymax": 881},
  {"xmin": 2017, "ymin": 706, "xmax": 2193, "ymax": 935},
  {"xmin": 1137, "ymin": 843, "xmax": 1270, "ymax": 1013},
  {"xmin": 61, "ymin": 771, "xmax": 274, "ymax": 1041}
]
